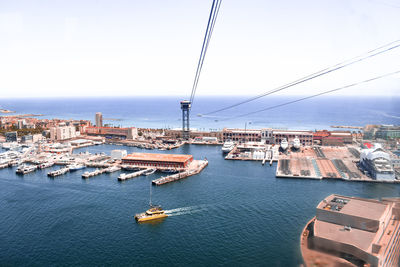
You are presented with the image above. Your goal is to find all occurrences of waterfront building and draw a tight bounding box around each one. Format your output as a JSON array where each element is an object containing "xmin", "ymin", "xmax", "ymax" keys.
[
  {"xmin": 122, "ymin": 153, "xmax": 193, "ymax": 169},
  {"xmin": 302, "ymin": 194, "xmax": 400, "ymax": 267},
  {"xmin": 95, "ymin": 112, "xmax": 103, "ymax": 127},
  {"xmin": 84, "ymin": 126, "xmax": 138, "ymax": 140},
  {"xmin": 164, "ymin": 129, "xmax": 222, "ymax": 141},
  {"xmin": 321, "ymin": 136, "xmax": 344, "ymax": 146},
  {"xmin": 375, "ymin": 125, "xmax": 400, "ymax": 140},
  {"xmin": 222, "ymin": 128, "xmax": 261, "ymax": 142},
  {"xmin": 5, "ymin": 131, "xmax": 18, "ymax": 142},
  {"xmin": 360, "ymin": 147, "xmax": 395, "ymax": 181},
  {"xmin": 272, "ymin": 130, "xmax": 313, "ymax": 146}
]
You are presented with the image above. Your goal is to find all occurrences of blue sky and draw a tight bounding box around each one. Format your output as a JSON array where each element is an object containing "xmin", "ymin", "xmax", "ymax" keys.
[{"xmin": 0, "ymin": 0, "xmax": 399, "ymax": 97}]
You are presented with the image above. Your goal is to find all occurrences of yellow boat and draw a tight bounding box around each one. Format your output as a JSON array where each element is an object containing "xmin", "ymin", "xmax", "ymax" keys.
[
  {"xmin": 135, "ymin": 182, "xmax": 167, "ymax": 223},
  {"xmin": 135, "ymin": 205, "xmax": 168, "ymax": 222}
]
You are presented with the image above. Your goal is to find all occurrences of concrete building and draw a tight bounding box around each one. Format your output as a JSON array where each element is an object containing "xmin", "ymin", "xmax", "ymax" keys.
[
  {"xmin": 85, "ymin": 126, "xmax": 138, "ymax": 140},
  {"xmin": 122, "ymin": 153, "xmax": 193, "ymax": 169},
  {"xmin": 302, "ymin": 194, "xmax": 400, "ymax": 267},
  {"xmin": 321, "ymin": 136, "xmax": 344, "ymax": 146},
  {"xmin": 95, "ymin": 112, "xmax": 103, "ymax": 127},
  {"xmin": 360, "ymin": 147, "xmax": 395, "ymax": 181},
  {"xmin": 50, "ymin": 125, "xmax": 77, "ymax": 141},
  {"xmin": 5, "ymin": 131, "xmax": 17, "ymax": 142}
]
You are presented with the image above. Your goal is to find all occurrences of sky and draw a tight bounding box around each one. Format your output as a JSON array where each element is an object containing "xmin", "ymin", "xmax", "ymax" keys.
[{"xmin": 0, "ymin": 0, "xmax": 399, "ymax": 98}]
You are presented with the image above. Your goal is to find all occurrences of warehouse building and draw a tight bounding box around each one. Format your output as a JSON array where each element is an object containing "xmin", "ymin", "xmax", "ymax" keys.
[{"xmin": 122, "ymin": 153, "xmax": 193, "ymax": 169}]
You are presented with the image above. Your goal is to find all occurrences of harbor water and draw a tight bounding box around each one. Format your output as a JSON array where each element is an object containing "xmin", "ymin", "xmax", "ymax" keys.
[{"xmin": 1, "ymin": 144, "xmax": 400, "ymax": 266}]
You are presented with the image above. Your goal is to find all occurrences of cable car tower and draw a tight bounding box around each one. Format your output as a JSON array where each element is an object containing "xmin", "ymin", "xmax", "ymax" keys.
[
  {"xmin": 180, "ymin": 100, "xmax": 191, "ymax": 140},
  {"xmin": 180, "ymin": 0, "xmax": 221, "ymax": 140}
]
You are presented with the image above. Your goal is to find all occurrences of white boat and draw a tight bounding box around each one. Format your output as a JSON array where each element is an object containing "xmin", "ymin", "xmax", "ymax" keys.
[
  {"xmin": 292, "ymin": 136, "xmax": 301, "ymax": 150},
  {"xmin": 48, "ymin": 167, "xmax": 69, "ymax": 177},
  {"xmin": 221, "ymin": 140, "xmax": 235, "ymax": 153},
  {"xmin": 67, "ymin": 164, "xmax": 86, "ymax": 171},
  {"xmin": 16, "ymin": 164, "xmax": 37, "ymax": 174},
  {"xmin": 144, "ymin": 168, "xmax": 156, "ymax": 176},
  {"xmin": 38, "ymin": 161, "xmax": 54, "ymax": 169},
  {"xmin": 280, "ymin": 138, "xmax": 288, "ymax": 151},
  {"xmin": 106, "ymin": 166, "xmax": 121, "ymax": 173}
]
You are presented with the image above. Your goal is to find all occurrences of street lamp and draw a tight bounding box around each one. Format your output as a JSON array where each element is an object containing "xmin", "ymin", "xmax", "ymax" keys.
[{"xmin": 244, "ymin": 121, "xmax": 252, "ymax": 144}]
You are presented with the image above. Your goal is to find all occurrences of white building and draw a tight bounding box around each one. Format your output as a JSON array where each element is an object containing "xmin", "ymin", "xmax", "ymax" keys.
[
  {"xmin": 111, "ymin": 149, "xmax": 127, "ymax": 160},
  {"xmin": 50, "ymin": 125, "xmax": 77, "ymax": 141},
  {"xmin": 360, "ymin": 147, "xmax": 395, "ymax": 181}
]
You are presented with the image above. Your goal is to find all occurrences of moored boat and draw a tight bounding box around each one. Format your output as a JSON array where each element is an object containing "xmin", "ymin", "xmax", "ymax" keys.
[
  {"xmin": 280, "ymin": 138, "xmax": 288, "ymax": 151},
  {"xmin": 292, "ymin": 136, "xmax": 301, "ymax": 150},
  {"xmin": 143, "ymin": 168, "xmax": 156, "ymax": 176},
  {"xmin": 16, "ymin": 164, "xmax": 37, "ymax": 174},
  {"xmin": 67, "ymin": 163, "xmax": 86, "ymax": 171},
  {"xmin": 221, "ymin": 140, "xmax": 234, "ymax": 153}
]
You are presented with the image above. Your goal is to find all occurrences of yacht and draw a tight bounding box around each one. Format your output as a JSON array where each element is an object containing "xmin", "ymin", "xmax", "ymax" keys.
[
  {"xmin": 67, "ymin": 164, "xmax": 86, "ymax": 171},
  {"xmin": 144, "ymin": 168, "xmax": 156, "ymax": 176},
  {"xmin": 292, "ymin": 136, "xmax": 301, "ymax": 150},
  {"xmin": 221, "ymin": 140, "xmax": 235, "ymax": 153},
  {"xmin": 161, "ymin": 169, "xmax": 177, "ymax": 174},
  {"xmin": 16, "ymin": 164, "xmax": 37, "ymax": 175},
  {"xmin": 280, "ymin": 138, "xmax": 288, "ymax": 151},
  {"xmin": 38, "ymin": 161, "xmax": 54, "ymax": 169},
  {"xmin": 48, "ymin": 167, "xmax": 69, "ymax": 177}
]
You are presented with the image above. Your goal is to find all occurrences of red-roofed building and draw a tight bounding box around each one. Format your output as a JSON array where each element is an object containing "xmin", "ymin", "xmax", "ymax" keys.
[{"xmin": 122, "ymin": 153, "xmax": 193, "ymax": 168}]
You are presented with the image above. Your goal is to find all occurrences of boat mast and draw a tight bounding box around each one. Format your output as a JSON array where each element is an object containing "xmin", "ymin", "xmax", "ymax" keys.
[{"xmin": 149, "ymin": 182, "xmax": 152, "ymax": 207}]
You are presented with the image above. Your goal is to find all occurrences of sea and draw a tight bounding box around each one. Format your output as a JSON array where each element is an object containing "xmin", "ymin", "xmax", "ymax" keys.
[{"xmin": 1, "ymin": 96, "xmax": 400, "ymax": 266}]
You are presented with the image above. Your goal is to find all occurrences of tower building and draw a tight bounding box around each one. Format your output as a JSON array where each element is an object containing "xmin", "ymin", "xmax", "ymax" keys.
[{"xmin": 95, "ymin": 112, "xmax": 103, "ymax": 127}]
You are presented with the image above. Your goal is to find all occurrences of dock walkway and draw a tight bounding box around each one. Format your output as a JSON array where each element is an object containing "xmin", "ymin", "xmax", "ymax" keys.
[{"xmin": 152, "ymin": 160, "xmax": 208, "ymax": 186}]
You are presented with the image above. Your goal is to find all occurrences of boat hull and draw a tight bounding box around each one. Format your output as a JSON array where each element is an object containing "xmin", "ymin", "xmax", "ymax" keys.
[{"xmin": 135, "ymin": 213, "xmax": 168, "ymax": 222}]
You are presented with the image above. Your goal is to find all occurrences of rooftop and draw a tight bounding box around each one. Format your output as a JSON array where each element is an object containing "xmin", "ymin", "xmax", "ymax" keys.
[
  {"xmin": 123, "ymin": 153, "xmax": 193, "ymax": 163},
  {"xmin": 317, "ymin": 194, "xmax": 388, "ymax": 221}
]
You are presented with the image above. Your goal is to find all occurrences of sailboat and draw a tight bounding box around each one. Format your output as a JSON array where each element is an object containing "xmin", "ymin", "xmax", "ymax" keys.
[{"xmin": 134, "ymin": 183, "xmax": 168, "ymax": 223}]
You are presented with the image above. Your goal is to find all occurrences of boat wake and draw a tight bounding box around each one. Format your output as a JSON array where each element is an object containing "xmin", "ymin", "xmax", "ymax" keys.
[{"xmin": 164, "ymin": 205, "xmax": 208, "ymax": 217}]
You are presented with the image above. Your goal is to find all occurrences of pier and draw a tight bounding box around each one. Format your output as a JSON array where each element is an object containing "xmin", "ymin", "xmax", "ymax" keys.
[
  {"xmin": 118, "ymin": 169, "xmax": 148, "ymax": 181},
  {"xmin": 152, "ymin": 159, "xmax": 208, "ymax": 186}
]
